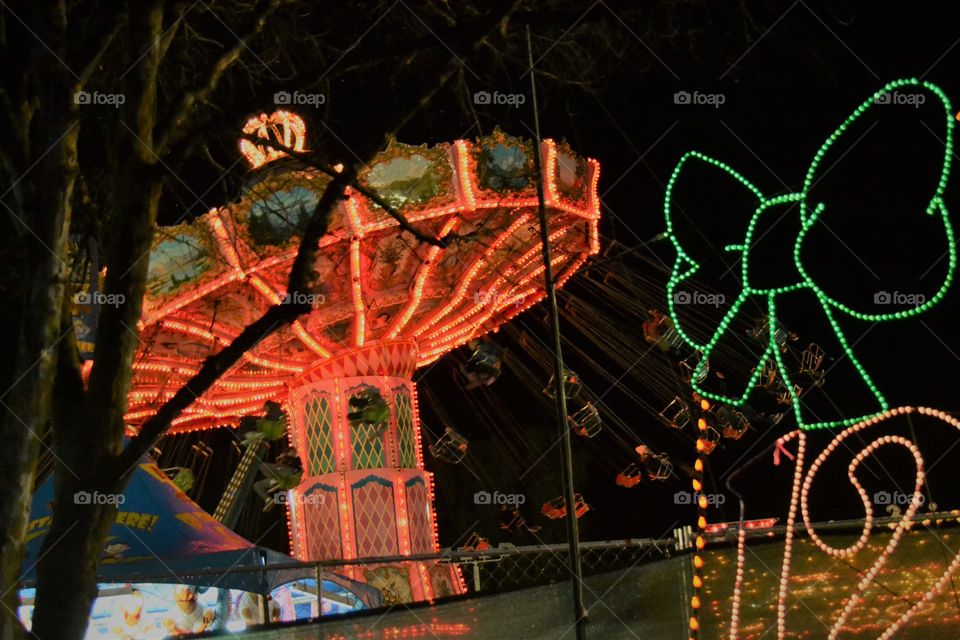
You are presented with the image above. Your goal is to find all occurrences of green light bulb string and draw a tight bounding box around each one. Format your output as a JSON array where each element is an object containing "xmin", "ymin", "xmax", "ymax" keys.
[{"xmin": 662, "ymin": 78, "xmax": 957, "ymax": 431}]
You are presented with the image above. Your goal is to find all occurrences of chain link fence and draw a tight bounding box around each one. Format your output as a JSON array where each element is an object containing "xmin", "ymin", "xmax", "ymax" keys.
[
  {"xmin": 26, "ymin": 515, "xmax": 959, "ymax": 635},
  {"xmin": 449, "ymin": 538, "xmax": 674, "ymax": 594}
]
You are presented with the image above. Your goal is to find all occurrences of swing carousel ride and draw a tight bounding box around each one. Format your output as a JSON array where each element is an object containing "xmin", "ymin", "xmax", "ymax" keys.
[{"xmin": 121, "ymin": 111, "xmax": 601, "ymax": 603}]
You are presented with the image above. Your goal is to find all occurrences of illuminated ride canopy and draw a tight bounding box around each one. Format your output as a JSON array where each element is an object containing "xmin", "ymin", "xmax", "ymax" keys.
[{"xmin": 126, "ymin": 112, "xmax": 601, "ymax": 602}]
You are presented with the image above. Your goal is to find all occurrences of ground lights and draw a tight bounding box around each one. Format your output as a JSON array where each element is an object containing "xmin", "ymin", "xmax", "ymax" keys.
[{"xmin": 720, "ymin": 408, "xmax": 960, "ymax": 639}]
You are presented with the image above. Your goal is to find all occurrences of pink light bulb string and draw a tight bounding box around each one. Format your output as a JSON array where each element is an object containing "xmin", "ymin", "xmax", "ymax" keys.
[
  {"xmin": 725, "ymin": 429, "xmax": 806, "ymax": 640},
  {"xmin": 777, "ymin": 430, "xmax": 806, "ymax": 640},
  {"xmin": 726, "ymin": 407, "xmax": 960, "ymax": 639}
]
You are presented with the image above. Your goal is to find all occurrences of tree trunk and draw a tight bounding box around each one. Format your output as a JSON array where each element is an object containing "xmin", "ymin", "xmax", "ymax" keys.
[
  {"xmin": 0, "ymin": 111, "xmax": 79, "ymax": 638},
  {"xmin": 29, "ymin": 475, "xmax": 119, "ymax": 640},
  {"xmin": 31, "ymin": 170, "xmax": 162, "ymax": 639},
  {"xmin": 19, "ymin": 4, "xmax": 514, "ymax": 636}
]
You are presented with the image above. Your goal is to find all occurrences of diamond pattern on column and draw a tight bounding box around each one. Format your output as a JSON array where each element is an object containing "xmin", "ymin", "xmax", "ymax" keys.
[
  {"xmin": 351, "ymin": 475, "xmax": 398, "ymax": 557},
  {"xmin": 405, "ymin": 477, "xmax": 432, "ymax": 554},
  {"xmin": 395, "ymin": 391, "xmax": 417, "ymax": 468},
  {"xmin": 351, "ymin": 422, "xmax": 386, "ymax": 469},
  {"xmin": 299, "ymin": 481, "xmax": 341, "ymax": 560},
  {"xmin": 298, "ymin": 340, "xmax": 418, "ymax": 382},
  {"xmin": 303, "ymin": 393, "xmax": 336, "ymax": 475}
]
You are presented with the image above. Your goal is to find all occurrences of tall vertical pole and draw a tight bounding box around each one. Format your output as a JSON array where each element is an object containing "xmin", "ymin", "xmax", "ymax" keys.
[{"xmin": 526, "ymin": 25, "xmax": 586, "ymax": 640}]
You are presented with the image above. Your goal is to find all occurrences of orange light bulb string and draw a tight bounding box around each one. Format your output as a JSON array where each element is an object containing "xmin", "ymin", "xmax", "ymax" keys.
[{"xmin": 690, "ymin": 397, "xmax": 711, "ymax": 640}]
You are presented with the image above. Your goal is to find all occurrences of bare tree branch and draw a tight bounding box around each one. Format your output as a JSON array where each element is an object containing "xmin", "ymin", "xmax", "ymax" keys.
[
  {"xmin": 116, "ymin": 1, "xmax": 520, "ymax": 472},
  {"xmin": 155, "ymin": 0, "xmax": 282, "ymax": 155},
  {"xmin": 78, "ymin": 21, "xmax": 121, "ymax": 87},
  {"xmin": 159, "ymin": 3, "xmax": 193, "ymax": 61},
  {"xmin": 131, "ymin": 3, "xmax": 165, "ymax": 162}
]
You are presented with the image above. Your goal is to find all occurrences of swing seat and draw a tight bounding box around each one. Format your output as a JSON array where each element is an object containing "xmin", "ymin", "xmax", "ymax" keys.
[
  {"xmin": 569, "ymin": 403, "xmax": 602, "ymax": 437},
  {"xmin": 616, "ymin": 463, "xmax": 643, "ymax": 488}
]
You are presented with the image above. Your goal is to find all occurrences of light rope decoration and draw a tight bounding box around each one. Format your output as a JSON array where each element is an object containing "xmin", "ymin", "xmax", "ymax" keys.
[
  {"xmin": 689, "ymin": 397, "xmax": 711, "ymax": 639},
  {"xmin": 725, "ymin": 430, "xmax": 807, "ymax": 640},
  {"xmin": 663, "ymin": 78, "xmax": 957, "ymax": 431},
  {"xmin": 726, "ymin": 407, "xmax": 960, "ymax": 639}
]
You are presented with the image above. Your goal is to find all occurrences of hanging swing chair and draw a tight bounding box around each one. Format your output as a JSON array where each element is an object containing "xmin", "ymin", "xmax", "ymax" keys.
[
  {"xmin": 635, "ymin": 444, "xmax": 673, "ymax": 481},
  {"xmin": 615, "ymin": 463, "xmax": 643, "ymax": 488},
  {"xmin": 799, "ymin": 342, "xmax": 826, "ymax": 378},
  {"xmin": 541, "ymin": 493, "xmax": 590, "ymax": 520},
  {"xmin": 568, "ymin": 402, "xmax": 602, "ymax": 438},
  {"xmin": 459, "ymin": 341, "xmax": 503, "ymax": 389},
  {"xmin": 643, "ymin": 453, "xmax": 673, "ymax": 481},
  {"xmin": 754, "ymin": 359, "xmax": 779, "ymax": 391},
  {"xmin": 643, "ymin": 309, "xmax": 683, "ymax": 352},
  {"xmin": 749, "ymin": 315, "xmax": 797, "ymax": 353},
  {"xmin": 772, "ymin": 380, "xmax": 802, "ymax": 406},
  {"xmin": 679, "ymin": 351, "xmax": 709, "ymax": 385},
  {"xmin": 659, "ymin": 396, "xmax": 692, "ymax": 430},
  {"xmin": 499, "ymin": 507, "xmax": 541, "ymax": 533},
  {"xmin": 719, "ymin": 407, "xmax": 750, "ymax": 440},
  {"xmin": 543, "ymin": 368, "xmax": 582, "ymax": 401},
  {"xmin": 461, "ymin": 532, "xmax": 492, "ymax": 551},
  {"xmin": 697, "ymin": 424, "xmax": 722, "ymax": 455},
  {"xmin": 428, "ymin": 427, "xmax": 469, "ymax": 464}
]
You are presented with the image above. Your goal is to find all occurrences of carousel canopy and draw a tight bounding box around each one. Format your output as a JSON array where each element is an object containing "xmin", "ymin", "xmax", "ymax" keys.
[
  {"xmin": 21, "ymin": 455, "xmax": 378, "ymax": 605},
  {"xmin": 125, "ymin": 114, "xmax": 600, "ymax": 433}
]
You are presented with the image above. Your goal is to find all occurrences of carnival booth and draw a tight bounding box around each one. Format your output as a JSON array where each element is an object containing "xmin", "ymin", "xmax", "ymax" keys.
[
  {"xmin": 20, "ymin": 455, "xmax": 380, "ymax": 638},
  {"xmin": 114, "ymin": 113, "xmax": 600, "ymax": 603}
]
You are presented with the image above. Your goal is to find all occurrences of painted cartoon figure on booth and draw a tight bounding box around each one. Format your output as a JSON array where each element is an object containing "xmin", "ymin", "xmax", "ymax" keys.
[{"xmin": 163, "ymin": 585, "xmax": 216, "ymax": 635}]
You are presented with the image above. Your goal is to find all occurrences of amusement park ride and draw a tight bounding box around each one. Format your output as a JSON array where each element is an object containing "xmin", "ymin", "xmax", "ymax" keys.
[{"xmin": 121, "ymin": 111, "xmax": 601, "ymax": 602}]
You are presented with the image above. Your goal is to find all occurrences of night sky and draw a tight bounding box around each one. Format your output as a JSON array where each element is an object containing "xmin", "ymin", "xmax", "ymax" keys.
[
  {"xmin": 178, "ymin": 3, "xmax": 960, "ymax": 553},
  {"xmin": 422, "ymin": 5, "xmax": 960, "ymax": 549}
]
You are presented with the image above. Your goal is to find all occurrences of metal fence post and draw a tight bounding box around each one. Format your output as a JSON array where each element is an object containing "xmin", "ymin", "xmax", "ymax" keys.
[{"xmin": 315, "ymin": 562, "xmax": 323, "ymax": 618}]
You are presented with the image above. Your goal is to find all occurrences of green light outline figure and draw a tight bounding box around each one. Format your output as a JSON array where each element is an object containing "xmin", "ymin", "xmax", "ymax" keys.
[{"xmin": 663, "ymin": 79, "xmax": 957, "ymax": 430}]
